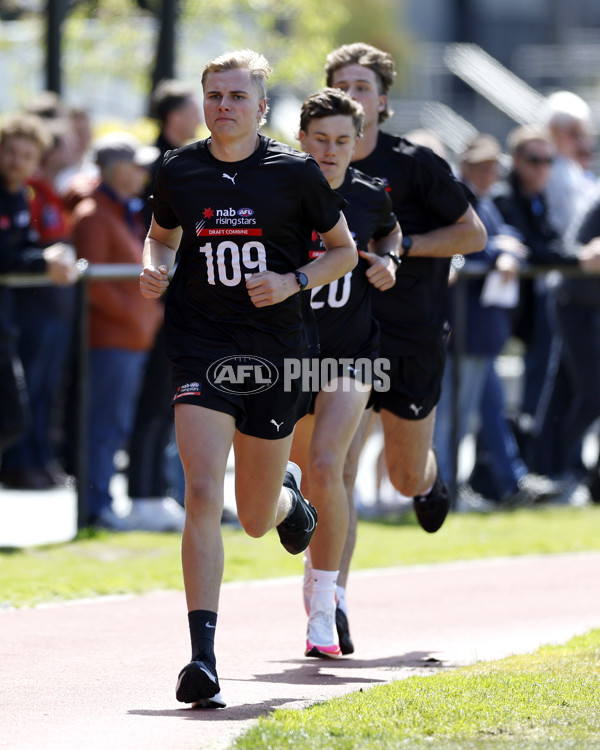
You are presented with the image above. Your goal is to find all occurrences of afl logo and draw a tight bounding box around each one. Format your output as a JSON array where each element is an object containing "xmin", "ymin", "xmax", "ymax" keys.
[
  {"xmin": 207, "ymin": 355, "xmax": 278, "ymax": 394},
  {"xmin": 237, "ymin": 208, "xmax": 254, "ymax": 217}
]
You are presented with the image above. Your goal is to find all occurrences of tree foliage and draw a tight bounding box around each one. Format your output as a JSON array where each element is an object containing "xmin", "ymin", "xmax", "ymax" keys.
[{"xmin": 180, "ymin": 0, "xmax": 350, "ymax": 94}]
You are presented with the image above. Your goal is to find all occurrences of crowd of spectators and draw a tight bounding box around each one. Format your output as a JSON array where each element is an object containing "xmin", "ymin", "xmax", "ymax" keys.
[
  {"xmin": 435, "ymin": 90, "xmax": 600, "ymax": 509},
  {"xmin": 1, "ymin": 82, "xmax": 599, "ymax": 530},
  {"xmin": 0, "ymin": 84, "xmax": 198, "ymax": 530}
]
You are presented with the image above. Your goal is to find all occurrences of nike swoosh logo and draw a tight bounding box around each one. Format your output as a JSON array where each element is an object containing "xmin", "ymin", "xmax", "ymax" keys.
[
  {"xmin": 206, "ymin": 622, "xmax": 216, "ymax": 629},
  {"xmin": 302, "ymin": 505, "xmax": 316, "ymax": 533}
]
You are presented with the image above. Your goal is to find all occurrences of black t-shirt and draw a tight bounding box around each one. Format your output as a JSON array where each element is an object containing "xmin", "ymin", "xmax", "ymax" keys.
[
  {"xmin": 351, "ymin": 131, "xmax": 469, "ymax": 355},
  {"xmin": 152, "ymin": 135, "xmax": 344, "ymax": 365},
  {"xmin": 308, "ymin": 167, "xmax": 397, "ymax": 358}
]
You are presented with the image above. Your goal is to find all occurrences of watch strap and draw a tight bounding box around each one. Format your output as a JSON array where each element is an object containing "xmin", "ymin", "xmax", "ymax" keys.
[{"xmin": 384, "ymin": 251, "xmax": 402, "ymax": 267}]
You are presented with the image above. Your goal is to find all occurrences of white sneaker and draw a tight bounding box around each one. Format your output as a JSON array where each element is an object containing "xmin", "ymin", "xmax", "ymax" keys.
[
  {"xmin": 128, "ymin": 497, "xmax": 186, "ymax": 532},
  {"xmin": 94, "ymin": 505, "xmax": 136, "ymax": 532},
  {"xmin": 305, "ymin": 602, "xmax": 341, "ymax": 659}
]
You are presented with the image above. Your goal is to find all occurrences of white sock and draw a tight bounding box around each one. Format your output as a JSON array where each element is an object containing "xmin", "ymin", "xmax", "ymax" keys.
[
  {"xmin": 419, "ymin": 482, "xmax": 434, "ymax": 498},
  {"xmin": 336, "ymin": 584, "xmax": 348, "ymax": 616},
  {"xmin": 309, "ymin": 569, "xmax": 338, "ymax": 613}
]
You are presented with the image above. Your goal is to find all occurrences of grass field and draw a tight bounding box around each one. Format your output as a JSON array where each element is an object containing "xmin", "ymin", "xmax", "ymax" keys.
[
  {"xmin": 0, "ymin": 504, "xmax": 598, "ymax": 608},
  {"xmin": 2, "ymin": 503, "xmax": 599, "ymax": 748},
  {"xmin": 232, "ymin": 629, "xmax": 600, "ymax": 749}
]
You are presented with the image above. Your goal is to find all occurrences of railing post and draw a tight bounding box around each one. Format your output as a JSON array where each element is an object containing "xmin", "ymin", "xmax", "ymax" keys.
[
  {"xmin": 450, "ymin": 272, "xmax": 468, "ymax": 505},
  {"xmin": 75, "ymin": 278, "xmax": 90, "ymax": 528}
]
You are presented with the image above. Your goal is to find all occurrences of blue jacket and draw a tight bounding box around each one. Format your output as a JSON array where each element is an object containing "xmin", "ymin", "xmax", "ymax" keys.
[{"xmin": 447, "ymin": 193, "xmax": 522, "ymax": 356}]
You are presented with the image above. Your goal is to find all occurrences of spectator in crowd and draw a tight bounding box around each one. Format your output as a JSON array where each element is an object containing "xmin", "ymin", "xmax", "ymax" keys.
[
  {"xmin": 530, "ymin": 184, "xmax": 600, "ymax": 486},
  {"xmin": 126, "ymin": 79, "xmax": 201, "ymax": 532},
  {"xmin": 492, "ymin": 126, "xmax": 568, "ymax": 446},
  {"xmin": 1, "ymin": 118, "xmax": 79, "ymax": 489},
  {"xmin": 543, "ymin": 90, "xmax": 595, "ymax": 237},
  {"xmin": 0, "ymin": 114, "xmax": 78, "ymax": 465},
  {"xmin": 403, "ymin": 128, "xmax": 449, "ymax": 162},
  {"xmin": 71, "ymin": 132, "xmax": 163, "ymax": 529},
  {"xmin": 24, "ymin": 90, "xmax": 66, "ymax": 121},
  {"xmin": 434, "ymin": 135, "xmax": 560, "ymax": 508},
  {"xmin": 141, "ymin": 79, "xmax": 202, "ymax": 227},
  {"xmin": 55, "ymin": 105, "xmax": 98, "ymax": 196},
  {"xmin": 554, "ymin": 188, "xmax": 600, "ymax": 493},
  {"xmin": 527, "ymin": 92, "xmax": 598, "ymax": 478}
]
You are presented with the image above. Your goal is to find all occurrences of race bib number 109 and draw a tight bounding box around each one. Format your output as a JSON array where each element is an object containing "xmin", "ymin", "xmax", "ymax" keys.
[{"xmin": 199, "ymin": 241, "xmax": 267, "ymax": 286}]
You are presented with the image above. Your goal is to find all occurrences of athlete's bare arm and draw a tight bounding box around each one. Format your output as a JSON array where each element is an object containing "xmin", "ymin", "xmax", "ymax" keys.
[
  {"xmin": 361, "ymin": 223, "xmax": 402, "ymax": 291},
  {"xmin": 404, "ymin": 205, "xmax": 487, "ymax": 259},
  {"xmin": 246, "ymin": 213, "xmax": 357, "ymax": 308},
  {"xmin": 140, "ymin": 217, "xmax": 182, "ymax": 299}
]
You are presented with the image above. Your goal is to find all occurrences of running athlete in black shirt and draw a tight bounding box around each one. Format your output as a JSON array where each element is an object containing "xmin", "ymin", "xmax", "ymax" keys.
[
  {"xmin": 326, "ymin": 42, "xmax": 486, "ymax": 517},
  {"xmin": 288, "ymin": 88, "xmax": 400, "ymax": 658},
  {"xmin": 323, "ymin": 43, "xmax": 487, "ymax": 645},
  {"xmin": 140, "ymin": 50, "xmax": 357, "ymax": 708}
]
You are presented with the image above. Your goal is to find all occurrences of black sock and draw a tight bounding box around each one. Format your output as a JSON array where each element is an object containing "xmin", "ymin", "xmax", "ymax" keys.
[{"xmin": 188, "ymin": 609, "xmax": 217, "ymax": 666}]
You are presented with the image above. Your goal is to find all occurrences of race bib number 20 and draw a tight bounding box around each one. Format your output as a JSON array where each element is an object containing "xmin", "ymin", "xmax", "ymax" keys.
[{"xmin": 199, "ymin": 241, "xmax": 267, "ymax": 286}]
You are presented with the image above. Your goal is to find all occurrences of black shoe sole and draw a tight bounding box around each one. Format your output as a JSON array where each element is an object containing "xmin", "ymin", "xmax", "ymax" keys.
[
  {"xmin": 176, "ymin": 661, "xmax": 220, "ymax": 704},
  {"xmin": 305, "ymin": 645, "xmax": 341, "ymax": 659},
  {"xmin": 335, "ymin": 607, "xmax": 354, "ymax": 655}
]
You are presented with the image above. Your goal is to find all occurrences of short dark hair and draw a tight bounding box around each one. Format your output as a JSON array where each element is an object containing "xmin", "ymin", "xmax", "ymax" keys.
[
  {"xmin": 150, "ymin": 79, "xmax": 196, "ymax": 125},
  {"xmin": 325, "ymin": 42, "xmax": 396, "ymax": 124},
  {"xmin": 300, "ymin": 88, "xmax": 364, "ymax": 137}
]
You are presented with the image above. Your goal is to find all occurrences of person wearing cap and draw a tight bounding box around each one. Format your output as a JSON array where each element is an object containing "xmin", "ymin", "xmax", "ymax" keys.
[
  {"xmin": 71, "ymin": 131, "xmax": 164, "ymax": 529},
  {"xmin": 434, "ymin": 134, "xmax": 561, "ymax": 509}
]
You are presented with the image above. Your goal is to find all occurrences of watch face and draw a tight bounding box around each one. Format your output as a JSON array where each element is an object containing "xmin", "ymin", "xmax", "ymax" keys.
[
  {"xmin": 402, "ymin": 236, "xmax": 412, "ymax": 250},
  {"xmin": 296, "ymin": 271, "xmax": 308, "ymax": 290}
]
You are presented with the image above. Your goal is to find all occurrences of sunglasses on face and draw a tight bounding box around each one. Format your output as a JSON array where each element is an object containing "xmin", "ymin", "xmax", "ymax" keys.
[{"xmin": 522, "ymin": 154, "xmax": 554, "ymax": 166}]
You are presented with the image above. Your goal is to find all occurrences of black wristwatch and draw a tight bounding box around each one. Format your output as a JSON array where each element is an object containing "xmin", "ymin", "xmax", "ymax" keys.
[
  {"xmin": 401, "ymin": 236, "xmax": 413, "ymax": 256},
  {"xmin": 384, "ymin": 251, "xmax": 402, "ymax": 267},
  {"xmin": 294, "ymin": 270, "xmax": 309, "ymax": 291}
]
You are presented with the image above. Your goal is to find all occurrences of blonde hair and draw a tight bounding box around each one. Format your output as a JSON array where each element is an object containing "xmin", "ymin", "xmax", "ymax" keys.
[
  {"xmin": 1, "ymin": 113, "xmax": 52, "ymax": 151},
  {"xmin": 202, "ymin": 49, "xmax": 271, "ymax": 128}
]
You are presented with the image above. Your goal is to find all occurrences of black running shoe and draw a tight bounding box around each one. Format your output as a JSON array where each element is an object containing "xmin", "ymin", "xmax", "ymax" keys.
[
  {"xmin": 413, "ymin": 471, "xmax": 451, "ymax": 533},
  {"xmin": 175, "ymin": 659, "xmax": 225, "ymax": 708},
  {"xmin": 336, "ymin": 605, "xmax": 355, "ymax": 655},
  {"xmin": 277, "ymin": 462, "xmax": 317, "ymax": 555}
]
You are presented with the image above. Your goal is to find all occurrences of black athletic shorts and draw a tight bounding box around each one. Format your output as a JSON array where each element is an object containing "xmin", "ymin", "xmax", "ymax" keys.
[
  {"xmin": 371, "ymin": 335, "xmax": 446, "ymax": 420},
  {"xmin": 171, "ymin": 359, "xmax": 311, "ymax": 440}
]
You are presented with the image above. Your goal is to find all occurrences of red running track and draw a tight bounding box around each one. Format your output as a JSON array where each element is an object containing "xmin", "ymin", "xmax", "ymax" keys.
[{"xmin": 2, "ymin": 552, "xmax": 600, "ymax": 750}]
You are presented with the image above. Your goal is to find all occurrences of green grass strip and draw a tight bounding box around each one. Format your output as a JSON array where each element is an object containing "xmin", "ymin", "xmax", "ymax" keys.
[
  {"xmin": 232, "ymin": 629, "xmax": 600, "ymax": 750},
  {"xmin": 0, "ymin": 505, "xmax": 598, "ymax": 608}
]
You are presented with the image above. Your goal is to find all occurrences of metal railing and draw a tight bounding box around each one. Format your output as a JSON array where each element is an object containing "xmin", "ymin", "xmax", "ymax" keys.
[{"xmin": 1, "ymin": 261, "xmax": 597, "ymax": 525}]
